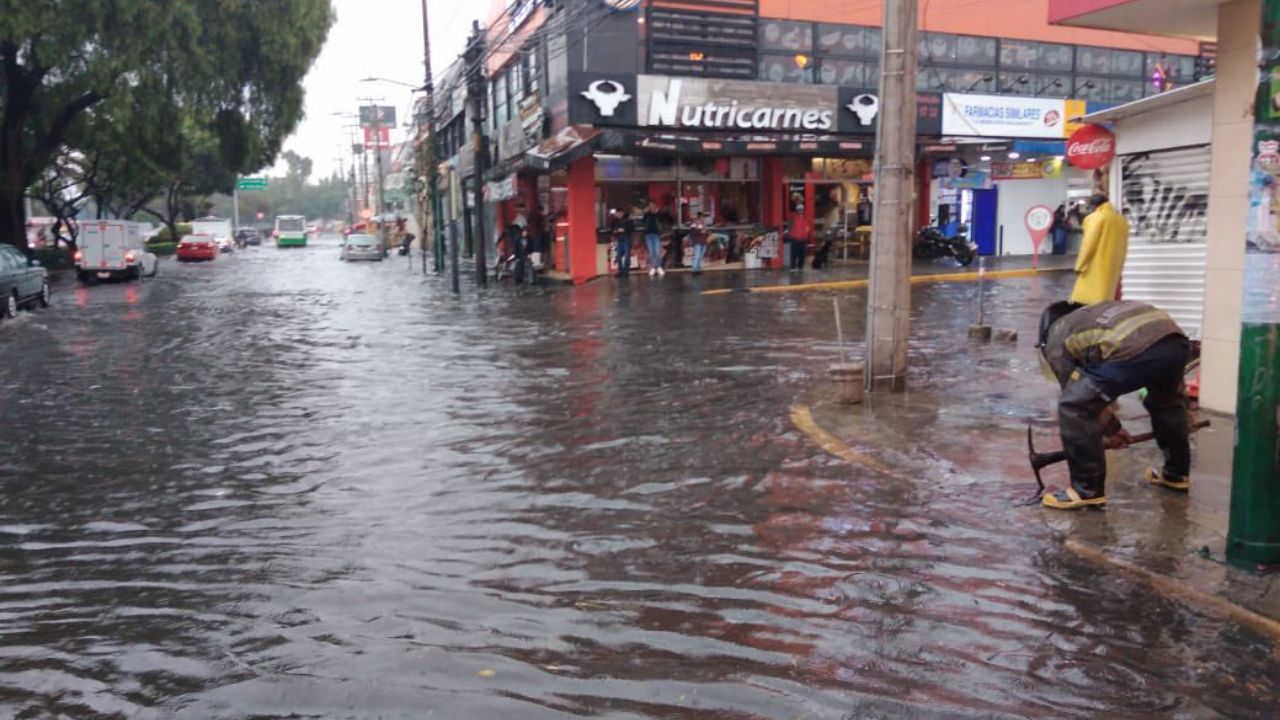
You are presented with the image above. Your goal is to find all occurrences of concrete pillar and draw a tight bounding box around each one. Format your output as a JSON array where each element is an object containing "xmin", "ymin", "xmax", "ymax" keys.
[
  {"xmin": 1200, "ymin": 0, "xmax": 1260, "ymax": 415},
  {"xmin": 567, "ymin": 156, "xmax": 597, "ymax": 284}
]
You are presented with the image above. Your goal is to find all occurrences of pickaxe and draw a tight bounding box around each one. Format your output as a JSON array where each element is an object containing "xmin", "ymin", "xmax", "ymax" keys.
[{"xmin": 1023, "ymin": 419, "xmax": 1212, "ymax": 504}]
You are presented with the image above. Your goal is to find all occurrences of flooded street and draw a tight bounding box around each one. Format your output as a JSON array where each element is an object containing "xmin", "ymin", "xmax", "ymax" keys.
[{"xmin": 0, "ymin": 239, "xmax": 1275, "ymax": 719}]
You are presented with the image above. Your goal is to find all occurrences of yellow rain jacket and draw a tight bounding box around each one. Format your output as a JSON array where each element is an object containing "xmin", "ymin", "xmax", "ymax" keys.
[{"xmin": 1070, "ymin": 202, "xmax": 1129, "ymax": 305}]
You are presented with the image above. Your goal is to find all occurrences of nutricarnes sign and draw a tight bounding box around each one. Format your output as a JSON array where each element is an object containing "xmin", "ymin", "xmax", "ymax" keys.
[{"xmin": 643, "ymin": 77, "xmax": 835, "ymax": 131}]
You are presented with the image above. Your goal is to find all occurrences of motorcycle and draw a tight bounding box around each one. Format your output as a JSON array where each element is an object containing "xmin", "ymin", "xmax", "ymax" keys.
[
  {"xmin": 913, "ymin": 225, "xmax": 976, "ymax": 266},
  {"xmin": 398, "ymin": 233, "xmax": 415, "ymax": 257}
]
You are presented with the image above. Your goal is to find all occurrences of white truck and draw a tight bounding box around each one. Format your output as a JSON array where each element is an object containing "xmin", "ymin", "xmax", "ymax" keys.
[
  {"xmin": 191, "ymin": 217, "xmax": 234, "ymax": 253},
  {"xmin": 76, "ymin": 220, "xmax": 158, "ymax": 283}
]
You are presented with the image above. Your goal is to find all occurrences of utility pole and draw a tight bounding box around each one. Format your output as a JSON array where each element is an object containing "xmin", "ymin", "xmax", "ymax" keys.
[
  {"xmin": 420, "ymin": 0, "xmax": 445, "ymax": 277},
  {"xmin": 865, "ymin": 0, "xmax": 918, "ymax": 393},
  {"xmin": 465, "ymin": 21, "xmax": 488, "ymax": 287},
  {"xmin": 1227, "ymin": 0, "xmax": 1280, "ymax": 567}
]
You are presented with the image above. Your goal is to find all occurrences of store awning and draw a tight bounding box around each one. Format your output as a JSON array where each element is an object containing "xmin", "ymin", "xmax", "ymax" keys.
[
  {"xmin": 1084, "ymin": 79, "xmax": 1215, "ymax": 123},
  {"xmin": 1048, "ymin": 0, "xmax": 1220, "ymax": 41},
  {"xmin": 527, "ymin": 125, "xmax": 604, "ymax": 171}
]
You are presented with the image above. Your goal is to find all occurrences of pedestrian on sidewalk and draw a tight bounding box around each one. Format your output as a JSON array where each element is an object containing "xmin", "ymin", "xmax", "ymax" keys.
[
  {"xmin": 642, "ymin": 200, "xmax": 665, "ymax": 277},
  {"xmin": 1070, "ymin": 193, "xmax": 1129, "ymax": 304},
  {"xmin": 785, "ymin": 204, "xmax": 809, "ymax": 272},
  {"xmin": 1036, "ymin": 300, "xmax": 1192, "ymax": 510},
  {"xmin": 1050, "ymin": 204, "xmax": 1069, "ymax": 255},
  {"xmin": 609, "ymin": 208, "xmax": 635, "ymax": 278},
  {"xmin": 688, "ymin": 214, "xmax": 710, "ymax": 275}
]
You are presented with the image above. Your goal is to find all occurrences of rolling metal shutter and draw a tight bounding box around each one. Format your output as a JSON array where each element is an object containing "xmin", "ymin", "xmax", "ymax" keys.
[{"xmin": 1118, "ymin": 146, "xmax": 1210, "ymax": 338}]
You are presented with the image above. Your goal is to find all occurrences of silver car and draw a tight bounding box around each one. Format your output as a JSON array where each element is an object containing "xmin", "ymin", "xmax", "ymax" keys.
[{"xmin": 341, "ymin": 233, "xmax": 383, "ymax": 261}]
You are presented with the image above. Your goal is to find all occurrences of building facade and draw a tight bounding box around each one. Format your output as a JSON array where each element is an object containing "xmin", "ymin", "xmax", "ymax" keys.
[{"xmin": 425, "ymin": 0, "xmax": 1199, "ymax": 282}]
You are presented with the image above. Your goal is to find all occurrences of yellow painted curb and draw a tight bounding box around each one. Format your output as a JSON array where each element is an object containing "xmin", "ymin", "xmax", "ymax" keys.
[
  {"xmin": 704, "ymin": 267, "xmax": 1054, "ymax": 296},
  {"xmin": 1064, "ymin": 539, "xmax": 1280, "ymax": 643},
  {"xmin": 790, "ymin": 404, "xmax": 894, "ymax": 475}
]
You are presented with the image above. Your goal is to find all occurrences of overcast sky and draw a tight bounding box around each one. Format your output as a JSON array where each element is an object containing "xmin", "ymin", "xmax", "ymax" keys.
[{"xmin": 276, "ymin": 0, "xmax": 488, "ymax": 180}]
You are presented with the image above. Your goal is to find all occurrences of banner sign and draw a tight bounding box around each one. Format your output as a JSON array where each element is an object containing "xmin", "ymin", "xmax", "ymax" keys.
[
  {"xmin": 363, "ymin": 126, "xmax": 391, "ymax": 149},
  {"xmin": 1025, "ymin": 204, "xmax": 1054, "ymax": 268},
  {"xmin": 941, "ymin": 93, "xmax": 1068, "ymax": 139},
  {"xmin": 359, "ymin": 105, "xmax": 397, "ymax": 128}
]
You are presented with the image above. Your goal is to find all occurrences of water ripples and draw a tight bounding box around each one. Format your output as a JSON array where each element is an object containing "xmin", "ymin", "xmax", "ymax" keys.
[{"xmin": 0, "ymin": 244, "xmax": 1274, "ymax": 718}]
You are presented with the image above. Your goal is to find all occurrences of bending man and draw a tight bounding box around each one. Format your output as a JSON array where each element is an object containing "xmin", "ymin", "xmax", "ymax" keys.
[{"xmin": 1037, "ymin": 301, "xmax": 1192, "ymax": 510}]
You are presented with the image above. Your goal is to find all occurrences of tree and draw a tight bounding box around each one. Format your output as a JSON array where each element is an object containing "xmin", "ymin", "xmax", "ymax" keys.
[{"xmin": 0, "ymin": 1, "xmax": 334, "ymax": 251}]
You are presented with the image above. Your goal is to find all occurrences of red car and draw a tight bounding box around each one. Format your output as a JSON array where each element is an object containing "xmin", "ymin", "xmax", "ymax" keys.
[{"xmin": 176, "ymin": 233, "xmax": 217, "ymax": 262}]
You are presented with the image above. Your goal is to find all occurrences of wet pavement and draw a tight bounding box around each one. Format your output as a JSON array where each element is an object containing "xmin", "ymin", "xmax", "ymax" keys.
[{"xmin": 0, "ymin": 238, "xmax": 1276, "ymax": 719}]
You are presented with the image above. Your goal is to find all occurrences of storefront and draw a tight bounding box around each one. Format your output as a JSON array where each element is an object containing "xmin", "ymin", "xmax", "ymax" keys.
[{"xmin": 528, "ymin": 72, "xmax": 939, "ymax": 281}]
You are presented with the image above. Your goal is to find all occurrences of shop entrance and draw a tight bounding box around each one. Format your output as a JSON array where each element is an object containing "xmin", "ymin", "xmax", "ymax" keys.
[{"xmin": 785, "ymin": 177, "xmax": 872, "ymax": 261}]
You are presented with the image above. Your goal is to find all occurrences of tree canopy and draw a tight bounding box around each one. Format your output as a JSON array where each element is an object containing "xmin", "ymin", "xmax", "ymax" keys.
[{"xmin": 0, "ymin": 0, "xmax": 334, "ymax": 250}]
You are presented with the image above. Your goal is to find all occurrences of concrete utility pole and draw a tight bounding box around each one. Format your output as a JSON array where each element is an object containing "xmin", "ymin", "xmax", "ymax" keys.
[
  {"xmin": 1227, "ymin": 0, "xmax": 1280, "ymax": 567},
  {"xmin": 420, "ymin": 0, "xmax": 445, "ymax": 277},
  {"xmin": 465, "ymin": 21, "xmax": 488, "ymax": 288},
  {"xmin": 865, "ymin": 0, "xmax": 919, "ymax": 393}
]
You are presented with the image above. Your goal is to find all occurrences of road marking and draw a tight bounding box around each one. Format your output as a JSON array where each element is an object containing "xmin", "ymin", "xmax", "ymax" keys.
[
  {"xmin": 790, "ymin": 404, "xmax": 894, "ymax": 475},
  {"xmin": 1064, "ymin": 539, "xmax": 1280, "ymax": 642},
  {"xmin": 703, "ymin": 267, "xmax": 1059, "ymax": 296}
]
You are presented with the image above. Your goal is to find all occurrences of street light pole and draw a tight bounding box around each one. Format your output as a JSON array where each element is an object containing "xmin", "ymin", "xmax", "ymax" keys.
[{"xmin": 465, "ymin": 21, "xmax": 488, "ymax": 288}]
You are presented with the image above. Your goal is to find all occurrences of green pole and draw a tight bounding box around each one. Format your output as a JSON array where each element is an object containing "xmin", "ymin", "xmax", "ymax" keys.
[{"xmin": 1227, "ymin": 0, "xmax": 1280, "ymax": 567}]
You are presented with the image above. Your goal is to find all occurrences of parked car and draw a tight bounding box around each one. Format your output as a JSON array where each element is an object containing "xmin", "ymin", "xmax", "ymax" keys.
[
  {"xmin": 340, "ymin": 233, "xmax": 383, "ymax": 261},
  {"xmin": 75, "ymin": 220, "xmax": 158, "ymax": 283},
  {"xmin": 0, "ymin": 244, "xmax": 50, "ymax": 319},
  {"xmin": 176, "ymin": 234, "xmax": 218, "ymax": 262}
]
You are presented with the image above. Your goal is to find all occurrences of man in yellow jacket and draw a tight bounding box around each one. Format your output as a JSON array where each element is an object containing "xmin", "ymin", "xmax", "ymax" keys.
[{"xmin": 1070, "ymin": 193, "xmax": 1129, "ymax": 305}]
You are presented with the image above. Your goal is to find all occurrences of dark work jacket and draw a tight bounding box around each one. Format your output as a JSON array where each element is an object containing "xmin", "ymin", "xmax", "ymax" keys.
[{"xmin": 1045, "ymin": 301, "xmax": 1184, "ymax": 386}]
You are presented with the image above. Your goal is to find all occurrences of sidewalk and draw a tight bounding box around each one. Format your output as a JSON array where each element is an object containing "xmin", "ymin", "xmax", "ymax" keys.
[{"xmin": 793, "ymin": 271, "xmax": 1279, "ymax": 636}]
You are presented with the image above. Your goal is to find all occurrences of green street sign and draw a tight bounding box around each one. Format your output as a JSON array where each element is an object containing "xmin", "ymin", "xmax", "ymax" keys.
[{"xmin": 236, "ymin": 177, "xmax": 268, "ymax": 190}]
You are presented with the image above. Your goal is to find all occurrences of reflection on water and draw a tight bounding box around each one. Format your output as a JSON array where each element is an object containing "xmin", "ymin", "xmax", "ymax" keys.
[{"xmin": 0, "ymin": 247, "xmax": 1274, "ymax": 719}]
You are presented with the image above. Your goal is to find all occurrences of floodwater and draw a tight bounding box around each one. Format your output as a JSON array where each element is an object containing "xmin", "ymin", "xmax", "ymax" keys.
[{"xmin": 0, "ymin": 239, "xmax": 1275, "ymax": 719}]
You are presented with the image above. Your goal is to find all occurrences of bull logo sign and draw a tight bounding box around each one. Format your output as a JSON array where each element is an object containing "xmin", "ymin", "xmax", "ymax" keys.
[{"xmin": 581, "ymin": 80, "xmax": 632, "ymax": 118}]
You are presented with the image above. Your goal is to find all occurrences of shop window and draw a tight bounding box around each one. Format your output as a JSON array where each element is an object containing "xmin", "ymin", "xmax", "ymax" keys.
[
  {"xmin": 955, "ymin": 35, "xmax": 997, "ymax": 66},
  {"xmin": 815, "ymin": 24, "xmax": 880, "ymax": 58},
  {"xmin": 1074, "ymin": 76, "xmax": 1110, "ymax": 101},
  {"xmin": 919, "ymin": 32, "xmax": 957, "ymax": 64},
  {"xmin": 999, "ymin": 40, "xmax": 1073, "ymax": 72},
  {"xmin": 760, "ymin": 53, "xmax": 813, "ymax": 84},
  {"xmin": 761, "ymin": 20, "xmax": 813, "ymax": 53},
  {"xmin": 818, "ymin": 58, "xmax": 874, "ymax": 86},
  {"xmin": 1108, "ymin": 78, "xmax": 1144, "ymax": 103},
  {"xmin": 996, "ymin": 71, "xmax": 1034, "ymax": 95}
]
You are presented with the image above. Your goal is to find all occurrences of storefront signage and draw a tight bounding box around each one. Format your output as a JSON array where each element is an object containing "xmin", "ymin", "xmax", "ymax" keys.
[
  {"xmin": 484, "ymin": 175, "xmax": 518, "ymax": 202},
  {"xmin": 1065, "ymin": 123, "xmax": 1116, "ymax": 169},
  {"xmin": 642, "ymin": 76, "xmax": 836, "ymax": 131},
  {"xmin": 941, "ymin": 93, "xmax": 1068, "ymax": 139},
  {"xmin": 1025, "ymin": 205, "xmax": 1054, "ymax": 265},
  {"xmin": 991, "ymin": 159, "xmax": 1063, "ymax": 180},
  {"xmin": 570, "ymin": 73, "xmax": 942, "ymax": 136}
]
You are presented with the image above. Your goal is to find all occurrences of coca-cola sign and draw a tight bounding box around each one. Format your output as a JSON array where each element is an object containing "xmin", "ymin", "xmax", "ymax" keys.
[{"xmin": 1066, "ymin": 124, "xmax": 1116, "ymax": 170}]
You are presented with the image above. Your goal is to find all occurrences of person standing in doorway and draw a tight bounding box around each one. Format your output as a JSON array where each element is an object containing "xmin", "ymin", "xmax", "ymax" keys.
[
  {"xmin": 609, "ymin": 208, "xmax": 635, "ymax": 278},
  {"xmin": 785, "ymin": 203, "xmax": 810, "ymax": 271},
  {"xmin": 1071, "ymin": 193, "xmax": 1130, "ymax": 305},
  {"xmin": 642, "ymin": 200, "xmax": 665, "ymax": 277},
  {"xmin": 1050, "ymin": 204, "xmax": 1069, "ymax": 256},
  {"xmin": 688, "ymin": 214, "xmax": 710, "ymax": 275}
]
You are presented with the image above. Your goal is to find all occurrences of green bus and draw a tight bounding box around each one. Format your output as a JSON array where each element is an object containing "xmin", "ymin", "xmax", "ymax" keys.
[{"xmin": 274, "ymin": 215, "xmax": 307, "ymax": 248}]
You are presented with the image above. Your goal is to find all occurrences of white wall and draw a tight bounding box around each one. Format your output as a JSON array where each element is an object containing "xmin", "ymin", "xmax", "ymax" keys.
[
  {"xmin": 996, "ymin": 176, "xmax": 1068, "ymax": 255},
  {"xmin": 1114, "ymin": 93, "xmax": 1214, "ymax": 156},
  {"xmin": 1200, "ymin": 0, "xmax": 1259, "ymax": 415}
]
